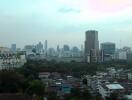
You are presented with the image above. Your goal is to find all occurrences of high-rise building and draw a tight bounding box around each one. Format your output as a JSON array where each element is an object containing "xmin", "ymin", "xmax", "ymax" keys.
[
  {"xmin": 48, "ymin": 48, "xmax": 56, "ymax": 57},
  {"xmin": 57, "ymin": 45, "xmax": 60, "ymax": 52},
  {"xmin": 56, "ymin": 45, "xmax": 60, "ymax": 57},
  {"xmin": 44, "ymin": 40, "xmax": 48, "ymax": 56},
  {"xmin": 11, "ymin": 44, "xmax": 16, "ymax": 53},
  {"xmin": 63, "ymin": 45, "xmax": 70, "ymax": 51},
  {"xmin": 85, "ymin": 30, "xmax": 99, "ymax": 63},
  {"xmin": 24, "ymin": 45, "xmax": 35, "ymax": 55},
  {"xmin": 101, "ymin": 42, "xmax": 116, "ymax": 55},
  {"xmin": 62, "ymin": 45, "xmax": 71, "ymax": 57},
  {"xmin": 36, "ymin": 42, "xmax": 43, "ymax": 54},
  {"xmin": 101, "ymin": 42, "xmax": 115, "ymax": 61},
  {"xmin": 71, "ymin": 46, "xmax": 80, "ymax": 57},
  {"xmin": 45, "ymin": 40, "xmax": 48, "ymax": 51},
  {"xmin": 72, "ymin": 46, "xmax": 79, "ymax": 53}
]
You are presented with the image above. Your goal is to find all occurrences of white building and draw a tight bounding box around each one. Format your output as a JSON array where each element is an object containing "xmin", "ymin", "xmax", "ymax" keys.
[
  {"xmin": 0, "ymin": 53, "xmax": 27, "ymax": 70},
  {"xmin": 107, "ymin": 68, "xmax": 117, "ymax": 77},
  {"xmin": 39, "ymin": 72, "xmax": 51, "ymax": 79},
  {"xmin": 99, "ymin": 83, "xmax": 125, "ymax": 100},
  {"xmin": 128, "ymin": 73, "xmax": 132, "ymax": 80},
  {"xmin": 118, "ymin": 51, "xmax": 127, "ymax": 60}
]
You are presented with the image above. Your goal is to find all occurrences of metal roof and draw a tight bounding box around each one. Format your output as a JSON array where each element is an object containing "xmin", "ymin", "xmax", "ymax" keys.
[{"xmin": 106, "ymin": 84, "xmax": 124, "ymax": 90}]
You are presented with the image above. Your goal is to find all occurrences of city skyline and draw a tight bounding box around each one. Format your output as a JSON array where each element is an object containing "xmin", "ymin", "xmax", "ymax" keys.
[
  {"xmin": 0, "ymin": 39, "xmax": 132, "ymax": 50},
  {"xmin": 0, "ymin": 0, "xmax": 132, "ymax": 48}
]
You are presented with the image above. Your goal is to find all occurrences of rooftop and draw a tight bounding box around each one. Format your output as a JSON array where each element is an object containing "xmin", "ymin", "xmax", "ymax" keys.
[
  {"xmin": 106, "ymin": 84, "xmax": 124, "ymax": 90},
  {"xmin": 101, "ymin": 42, "xmax": 115, "ymax": 45}
]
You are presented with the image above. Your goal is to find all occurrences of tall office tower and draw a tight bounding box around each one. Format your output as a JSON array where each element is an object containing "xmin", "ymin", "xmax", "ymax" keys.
[
  {"xmin": 57, "ymin": 45, "xmax": 60, "ymax": 52},
  {"xmin": 45, "ymin": 40, "xmax": 48, "ymax": 56},
  {"xmin": 62, "ymin": 45, "xmax": 71, "ymax": 57},
  {"xmin": 56, "ymin": 45, "xmax": 60, "ymax": 57},
  {"xmin": 63, "ymin": 45, "xmax": 70, "ymax": 51},
  {"xmin": 101, "ymin": 42, "xmax": 115, "ymax": 55},
  {"xmin": 101, "ymin": 42, "xmax": 115, "ymax": 61},
  {"xmin": 45, "ymin": 40, "xmax": 48, "ymax": 51},
  {"xmin": 48, "ymin": 48, "xmax": 56, "ymax": 57},
  {"xmin": 72, "ymin": 46, "xmax": 80, "ymax": 57},
  {"xmin": 85, "ymin": 30, "xmax": 99, "ymax": 63},
  {"xmin": 11, "ymin": 44, "xmax": 16, "ymax": 53},
  {"xmin": 36, "ymin": 42, "xmax": 43, "ymax": 54},
  {"xmin": 80, "ymin": 44, "xmax": 84, "ymax": 57}
]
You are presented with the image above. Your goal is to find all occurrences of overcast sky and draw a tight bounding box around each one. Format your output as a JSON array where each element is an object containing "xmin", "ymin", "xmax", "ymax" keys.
[{"xmin": 0, "ymin": 0, "xmax": 132, "ymax": 48}]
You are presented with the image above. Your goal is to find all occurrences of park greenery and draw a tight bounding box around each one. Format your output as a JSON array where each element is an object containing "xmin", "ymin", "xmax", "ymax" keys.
[{"xmin": 18, "ymin": 59, "xmax": 132, "ymax": 77}]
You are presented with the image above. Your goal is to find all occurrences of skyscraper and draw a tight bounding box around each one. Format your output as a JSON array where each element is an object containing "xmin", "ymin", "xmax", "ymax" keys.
[
  {"xmin": 11, "ymin": 44, "xmax": 16, "ymax": 53},
  {"xmin": 62, "ymin": 45, "xmax": 71, "ymax": 57},
  {"xmin": 45, "ymin": 40, "xmax": 48, "ymax": 51},
  {"xmin": 85, "ymin": 30, "xmax": 99, "ymax": 63},
  {"xmin": 45, "ymin": 40, "xmax": 48, "ymax": 56},
  {"xmin": 36, "ymin": 42, "xmax": 43, "ymax": 53},
  {"xmin": 101, "ymin": 42, "xmax": 115, "ymax": 55},
  {"xmin": 63, "ymin": 45, "xmax": 70, "ymax": 51},
  {"xmin": 57, "ymin": 45, "xmax": 60, "ymax": 52},
  {"xmin": 101, "ymin": 42, "xmax": 116, "ymax": 61}
]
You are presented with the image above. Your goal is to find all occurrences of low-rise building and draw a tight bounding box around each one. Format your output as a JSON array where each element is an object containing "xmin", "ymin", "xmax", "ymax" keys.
[
  {"xmin": 99, "ymin": 83, "xmax": 125, "ymax": 100},
  {"xmin": 118, "ymin": 51, "xmax": 127, "ymax": 60},
  {"xmin": 128, "ymin": 73, "xmax": 132, "ymax": 80}
]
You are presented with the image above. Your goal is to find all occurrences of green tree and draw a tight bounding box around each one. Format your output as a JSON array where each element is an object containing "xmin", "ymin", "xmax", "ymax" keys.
[
  {"xmin": 95, "ymin": 93, "xmax": 102, "ymax": 100},
  {"xmin": 0, "ymin": 70, "xmax": 25, "ymax": 93},
  {"xmin": 82, "ymin": 89, "xmax": 92, "ymax": 100},
  {"xmin": 26, "ymin": 80, "xmax": 45, "ymax": 100},
  {"xmin": 106, "ymin": 92, "xmax": 118, "ymax": 100},
  {"xmin": 47, "ymin": 92, "xmax": 59, "ymax": 100}
]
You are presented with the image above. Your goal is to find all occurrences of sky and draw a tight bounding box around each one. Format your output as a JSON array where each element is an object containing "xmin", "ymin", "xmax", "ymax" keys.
[{"xmin": 0, "ymin": 0, "xmax": 132, "ymax": 49}]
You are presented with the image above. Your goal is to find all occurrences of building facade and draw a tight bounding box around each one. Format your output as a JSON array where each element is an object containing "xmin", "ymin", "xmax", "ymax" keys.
[
  {"xmin": 101, "ymin": 42, "xmax": 116, "ymax": 61},
  {"xmin": 101, "ymin": 42, "xmax": 115, "ymax": 55},
  {"xmin": 11, "ymin": 44, "xmax": 17, "ymax": 53},
  {"xmin": 85, "ymin": 30, "xmax": 99, "ymax": 63}
]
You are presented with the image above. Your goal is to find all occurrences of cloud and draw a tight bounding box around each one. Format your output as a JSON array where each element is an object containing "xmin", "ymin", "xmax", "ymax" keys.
[
  {"xmin": 89, "ymin": 0, "xmax": 132, "ymax": 12},
  {"xmin": 58, "ymin": 7, "xmax": 80, "ymax": 13}
]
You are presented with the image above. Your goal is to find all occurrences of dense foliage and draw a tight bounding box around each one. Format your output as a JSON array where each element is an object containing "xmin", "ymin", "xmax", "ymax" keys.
[
  {"xmin": 20, "ymin": 60, "xmax": 132, "ymax": 78},
  {"xmin": 0, "ymin": 69, "xmax": 45, "ymax": 99}
]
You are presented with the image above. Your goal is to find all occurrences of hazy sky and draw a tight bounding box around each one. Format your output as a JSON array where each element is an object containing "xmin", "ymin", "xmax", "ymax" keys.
[{"xmin": 0, "ymin": 0, "xmax": 132, "ymax": 48}]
